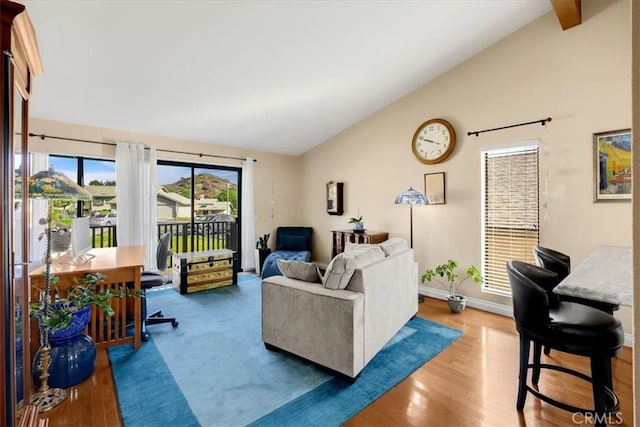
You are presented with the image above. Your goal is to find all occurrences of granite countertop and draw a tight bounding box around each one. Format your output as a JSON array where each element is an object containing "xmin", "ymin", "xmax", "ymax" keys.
[{"xmin": 554, "ymin": 245, "xmax": 632, "ymax": 307}]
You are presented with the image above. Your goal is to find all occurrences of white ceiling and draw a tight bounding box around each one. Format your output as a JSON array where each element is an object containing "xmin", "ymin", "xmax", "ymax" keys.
[{"xmin": 22, "ymin": 1, "xmax": 553, "ymax": 156}]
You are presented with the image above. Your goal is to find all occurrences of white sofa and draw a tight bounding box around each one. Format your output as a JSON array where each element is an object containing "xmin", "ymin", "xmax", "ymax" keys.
[{"xmin": 261, "ymin": 239, "xmax": 418, "ymax": 378}]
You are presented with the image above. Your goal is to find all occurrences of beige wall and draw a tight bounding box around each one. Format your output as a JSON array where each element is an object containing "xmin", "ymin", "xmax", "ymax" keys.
[
  {"xmin": 28, "ymin": 118, "xmax": 303, "ymax": 242},
  {"xmin": 300, "ymin": 0, "xmax": 632, "ymax": 328}
]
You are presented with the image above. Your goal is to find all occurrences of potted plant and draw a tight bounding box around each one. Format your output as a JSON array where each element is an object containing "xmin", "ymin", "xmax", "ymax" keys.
[
  {"xmin": 29, "ymin": 271, "xmax": 140, "ymax": 388},
  {"xmin": 349, "ymin": 215, "xmax": 364, "ymax": 232},
  {"xmin": 40, "ymin": 223, "xmax": 71, "ymax": 253},
  {"xmin": 29, "ymin": 272, "xmax": 135, "ymax": 335},
  {"xmin": 255, "ymin": 233, "xmax": 271, "ymax": 275},
  {"xmin": 421, "ymin": 259, "xmax": 483, "ymax": 313}
]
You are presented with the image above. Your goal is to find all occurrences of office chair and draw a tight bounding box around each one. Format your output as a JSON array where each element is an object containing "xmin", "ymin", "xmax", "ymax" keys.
[
  {"xmin": 139, "ymin": 231, "xmax": 178, "ymax": 340},
  {"xmin": 506, "ymin": 260, "xmax": 623, "ymax": 426}
]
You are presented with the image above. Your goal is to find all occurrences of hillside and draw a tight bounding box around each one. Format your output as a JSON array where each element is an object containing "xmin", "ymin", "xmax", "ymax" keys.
[{"xmin": 163, "ymin": 173, "xmax": 238, "ymax": 199}]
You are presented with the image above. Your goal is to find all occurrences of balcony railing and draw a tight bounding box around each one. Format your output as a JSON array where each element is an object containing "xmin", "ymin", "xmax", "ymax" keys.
[{"xmin": 90, "ymin": 220, "xmax": 239, "ymax": 256}]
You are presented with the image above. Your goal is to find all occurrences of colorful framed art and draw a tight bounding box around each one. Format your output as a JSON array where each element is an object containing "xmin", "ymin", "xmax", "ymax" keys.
[{"xmin": 593, "ymin": 129, "xmax": 632, "ymax": 202}]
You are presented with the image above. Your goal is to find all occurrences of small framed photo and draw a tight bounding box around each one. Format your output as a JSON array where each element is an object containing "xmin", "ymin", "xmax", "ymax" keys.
[
  {"xmin": 424, "ymin": 172, "xmax": 446, "ymax": 205},
  {"xmin": 593, "ymin": 129, "xmax": 632, "ymax": 202}
]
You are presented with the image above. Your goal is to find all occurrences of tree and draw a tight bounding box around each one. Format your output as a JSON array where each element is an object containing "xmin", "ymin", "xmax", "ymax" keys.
[
  {"xmin": 88, "ymin": 179, "xmax": 115, "ymax": 186},
  {"xmin": 217, "ymin": 189, "xmax": 238, "ymax": 211}
]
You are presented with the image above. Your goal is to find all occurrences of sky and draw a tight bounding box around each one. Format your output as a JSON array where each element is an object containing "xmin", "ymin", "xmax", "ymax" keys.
[{"xmin": 46, "ymin": 156, "xmax": 238, "ymax": 185}]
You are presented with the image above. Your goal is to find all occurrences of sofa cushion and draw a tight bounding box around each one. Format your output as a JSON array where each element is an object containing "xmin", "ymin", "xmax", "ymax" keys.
[
  {"xmin": 322, "ymin": 245, "xmax": 385, "ymax": 290},
  {"xmin": 379, "ymin": 237, "xmax": 408, "ymax": 257},
  {"xmin": 276, "ymin": 259, "xmax": 321, "ymax": 283}
]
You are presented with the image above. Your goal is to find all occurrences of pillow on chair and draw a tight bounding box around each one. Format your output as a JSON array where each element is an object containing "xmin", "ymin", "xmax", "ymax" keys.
[{"xmin": 276, "ymin": 259, "xmax": 321, "ymax": 283}]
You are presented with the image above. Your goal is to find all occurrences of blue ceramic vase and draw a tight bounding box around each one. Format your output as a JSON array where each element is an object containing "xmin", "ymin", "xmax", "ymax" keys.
[{"xmin": 32, "ymin": 305, "xmax": 97, "ymax": 389}]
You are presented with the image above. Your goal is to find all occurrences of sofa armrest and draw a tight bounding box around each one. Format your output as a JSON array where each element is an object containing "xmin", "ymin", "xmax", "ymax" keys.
[
  {"xmin": 345, "ymin": 248, "xmax": 418, "ymax": 364},
  {"xmin": 261, "ymin": 275, "xmax": 365, "ymax": 377}
]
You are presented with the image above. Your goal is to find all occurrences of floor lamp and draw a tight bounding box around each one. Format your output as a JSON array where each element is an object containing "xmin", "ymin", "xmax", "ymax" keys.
[
  {"xmin": 28, "ymin": 169, "xmax": 93, "ymax": 412},
  {"xmin": 395, "ymin": 187, "xmax": 427, "ymax": 302}
]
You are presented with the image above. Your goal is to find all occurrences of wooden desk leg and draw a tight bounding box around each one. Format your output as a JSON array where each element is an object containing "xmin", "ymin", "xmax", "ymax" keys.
[{"xmin": 134, "ymin": 270, "xmax": 141, "ymax": 349}]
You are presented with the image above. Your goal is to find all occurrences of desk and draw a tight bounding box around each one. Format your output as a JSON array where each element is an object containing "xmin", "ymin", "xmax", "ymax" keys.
[
  {"xmin": 29, "ymin": 246, "xmax": 145, "ymax": 357},
  {"xmin": 554, "ymin": 245, "xmax": 632, "ymax": 307}
]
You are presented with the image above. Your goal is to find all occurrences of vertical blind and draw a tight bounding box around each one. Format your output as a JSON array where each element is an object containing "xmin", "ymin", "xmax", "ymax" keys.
[{"xmin": 482, "ymin": 144, "xmax": 539, "ymax": 295}]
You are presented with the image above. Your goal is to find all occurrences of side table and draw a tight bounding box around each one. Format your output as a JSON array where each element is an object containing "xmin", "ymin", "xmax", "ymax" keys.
[{"xmin": 331, "ymin": 230, "xmax": 389, "ymax": 257}]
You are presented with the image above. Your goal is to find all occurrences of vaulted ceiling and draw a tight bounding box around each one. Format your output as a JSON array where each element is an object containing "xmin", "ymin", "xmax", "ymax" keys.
[{"xmin": 22, "ymin": 1, "xmax": 576, "ymax": 156}]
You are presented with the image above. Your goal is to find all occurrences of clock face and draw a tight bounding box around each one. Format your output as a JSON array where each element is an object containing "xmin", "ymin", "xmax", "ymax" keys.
[{"xmin": 412, "ymin": 118, "xmax": 456, "ymax": 164}]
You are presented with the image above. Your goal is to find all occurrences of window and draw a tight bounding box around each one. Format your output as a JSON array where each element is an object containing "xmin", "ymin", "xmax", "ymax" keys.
[
  {"xmin": 481, "ymin": 143, "xmax": 539, "ymax": 295},
  {"xmin": 156, "ymin": 161, "xmax": 241, "ymax": 253}
]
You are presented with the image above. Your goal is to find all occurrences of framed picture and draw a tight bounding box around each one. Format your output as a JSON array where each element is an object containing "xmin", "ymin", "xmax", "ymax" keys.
[
  {"xmin": 424, "ymin": 172, "xmax": 446, "ymax": 205},
  {"xmin": 326, "ymin": 181, "xmax": 344, "ymax": 215},
  {"xmin": 593, "ymin": 129, "xmax": 632, "ymax": 202}
]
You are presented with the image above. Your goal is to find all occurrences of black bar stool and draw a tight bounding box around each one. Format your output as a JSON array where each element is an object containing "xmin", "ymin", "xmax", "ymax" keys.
[{"xmin": 506, "ymin": 260, "xmax": 624, "ymax": 426}]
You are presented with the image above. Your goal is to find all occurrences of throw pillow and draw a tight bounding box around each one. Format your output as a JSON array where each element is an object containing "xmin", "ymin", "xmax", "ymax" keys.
[
  {"xmin": 322, "ymin": 245, "xmax": 385, "ymax": 290},
  {"xmin": 276, "ymin": 259, "xmax": 321, "ymax": 283},
  {"xmin": 379, "ymin": 237, "xmax": 408, "ymax": 257}
]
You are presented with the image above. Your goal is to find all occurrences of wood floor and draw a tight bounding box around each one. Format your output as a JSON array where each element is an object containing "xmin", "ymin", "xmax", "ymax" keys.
[{"xmin": 38, "ymin": 297, "xmax": 633, "ymax": 427}]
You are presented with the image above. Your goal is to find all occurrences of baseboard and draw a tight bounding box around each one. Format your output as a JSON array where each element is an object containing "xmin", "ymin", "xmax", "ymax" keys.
[{"xmin": 419, "ymin": 285, "xmax": 634, "ymax": 348}]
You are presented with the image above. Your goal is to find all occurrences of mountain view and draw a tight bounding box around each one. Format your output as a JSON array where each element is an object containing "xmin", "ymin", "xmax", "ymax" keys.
[{"xmin": 162, "ymin": 173, "xmax": 238, "ymax": 199}]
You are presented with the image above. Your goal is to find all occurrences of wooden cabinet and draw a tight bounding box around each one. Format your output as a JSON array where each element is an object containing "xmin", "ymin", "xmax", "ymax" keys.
[
  {"xmin": 331, "ymin": 230, "xmax": 389, "ymax": 257},
  {"xmin": 1, "ymin": 1, "xmax": 43, "ymax": 424}
]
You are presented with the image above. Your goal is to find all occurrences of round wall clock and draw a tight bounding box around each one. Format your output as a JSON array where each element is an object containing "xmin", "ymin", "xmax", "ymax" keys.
[{"xmin": 411, "ymin": 118, "xmax": 456, "ymax": 164}]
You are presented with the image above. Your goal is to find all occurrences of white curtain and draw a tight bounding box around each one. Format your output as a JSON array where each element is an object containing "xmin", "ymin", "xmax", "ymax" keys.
[
  {"xmin": 29, "ymin": 152, "xmax": 49, "ymax": 263},
  {"xmin": 241, "ymin": 157, "xmax": 256, "ymax": 270},
  {"xmin": 115, "ymin": 142, "xmax": 158, "ymax": 270}
]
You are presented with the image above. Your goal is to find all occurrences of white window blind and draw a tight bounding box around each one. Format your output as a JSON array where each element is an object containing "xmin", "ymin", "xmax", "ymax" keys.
[{"xmin": 482, "ymin": 144, "xmax": 539, "ymax": 295}]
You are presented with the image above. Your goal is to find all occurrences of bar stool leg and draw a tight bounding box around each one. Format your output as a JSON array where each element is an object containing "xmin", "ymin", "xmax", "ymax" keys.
[
  {"xmin": 591, "ymin": 356, "xmax": 607, "ymax": 427},
  {"xmin": 517, "ymin": 334, "xmax": 530, "ymax": 410},
  {"xmin": 532, "ymin": 341, "xmax": 542, "ymax": 385}
]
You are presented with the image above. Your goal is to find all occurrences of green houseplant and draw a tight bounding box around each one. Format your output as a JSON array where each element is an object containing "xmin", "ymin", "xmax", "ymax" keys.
[
  {"xmin": 348, "ymin": 215, "xmax": 364, "ymax": 232},
  {"xmin": 29, "ymin": 271, "xmax": 138, "ymax": 334},
  {"xmin": 255, "ymin": 233, "xmax": 271, "ymax": 275},
  {"xmin": 421, "ymin": 259, "xmax": 483, "ymax": 313},
  {"xmin": 29, "ymin": 271, "xmax": 142, "ymax": 390},
  {"xmin": 256, "ymin": 233, "xmax": 270, "ymax": 251}
]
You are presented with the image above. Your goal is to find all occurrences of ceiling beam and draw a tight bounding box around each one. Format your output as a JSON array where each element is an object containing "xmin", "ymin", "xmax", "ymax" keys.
[{"xmin": 550, "ymin": 0, "xmax": 582, "ymax": 30}]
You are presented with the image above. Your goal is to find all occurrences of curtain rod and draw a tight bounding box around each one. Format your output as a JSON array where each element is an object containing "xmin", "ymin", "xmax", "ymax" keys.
[
  {"xmin": 467, "ymin": 117, "xmax": 552, "ymax": 137},
  {"xmin": 27, "ymin": 132, "xmax": 257, "ymax": 162}
]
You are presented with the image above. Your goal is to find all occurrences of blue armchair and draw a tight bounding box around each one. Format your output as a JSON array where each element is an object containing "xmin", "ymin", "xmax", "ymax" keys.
[{"xmin": 261, "ymin": 227, "xmax": 313, "ymax": 279}]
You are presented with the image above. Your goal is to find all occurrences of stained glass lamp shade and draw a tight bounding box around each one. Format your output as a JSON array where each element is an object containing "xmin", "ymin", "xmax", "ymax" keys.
[
  {"xmin": 28, "ymin": 169, "xmax": 93, "ymax": 201},
  {"xmin": 394, "ymin": 187, "xmax": 427, "ymax": 249}
]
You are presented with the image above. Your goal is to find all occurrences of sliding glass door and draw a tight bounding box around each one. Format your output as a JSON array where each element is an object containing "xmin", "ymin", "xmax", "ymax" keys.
[
  {"xmin": 43, "ymin": 156, "xmax": 241, "ymax": 259},
  {"xmin": 157, "ymin": 161, "xmax": 241, "ymax": 255}
]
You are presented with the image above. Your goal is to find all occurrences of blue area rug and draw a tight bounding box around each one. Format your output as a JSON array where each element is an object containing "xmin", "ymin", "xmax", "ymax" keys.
[{"xmin": 108, "ymin": 275, "xmax": 462, "ymax": 426}]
